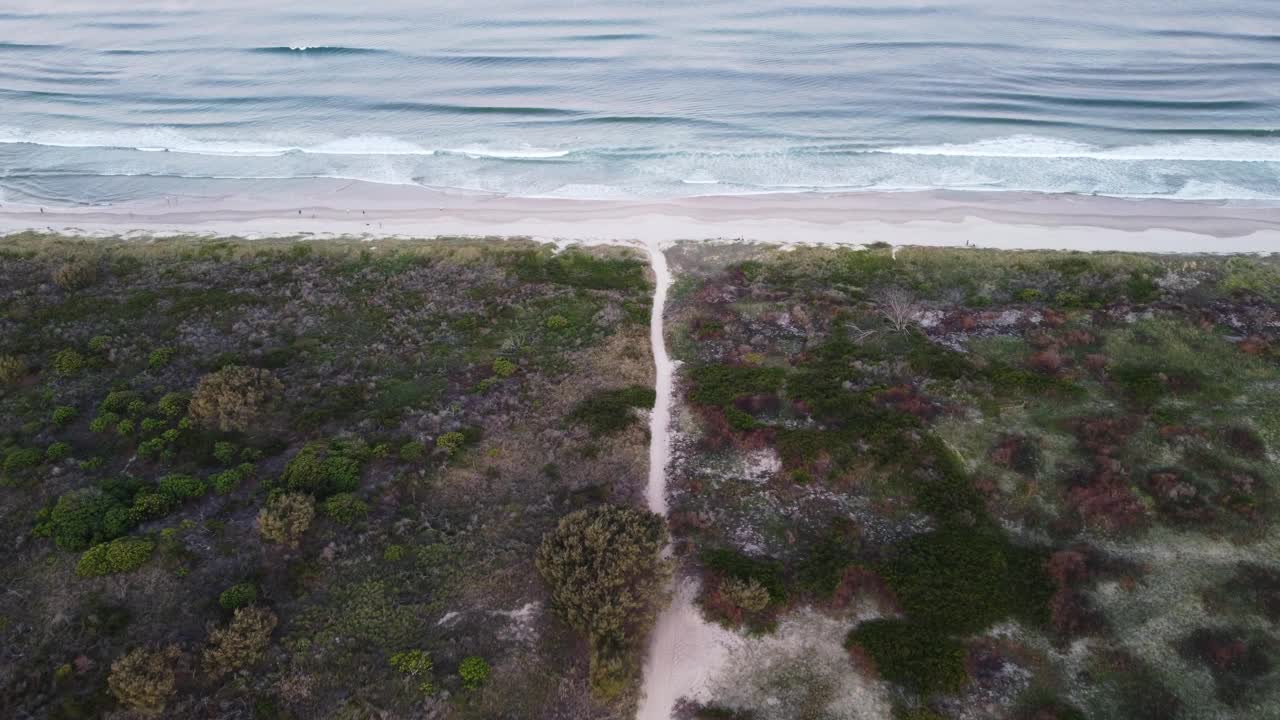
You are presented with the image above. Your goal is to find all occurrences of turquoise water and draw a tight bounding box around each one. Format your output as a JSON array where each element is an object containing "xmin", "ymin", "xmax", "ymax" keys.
[{"xmin": 1, "ymin": 0, "xmax": 1278, "ymax": 204}]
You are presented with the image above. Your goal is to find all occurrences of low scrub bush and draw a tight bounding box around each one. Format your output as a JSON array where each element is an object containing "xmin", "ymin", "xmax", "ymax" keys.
[
  {"xmin": 536, "ymin": 505, "xmax": 669, "ymax": 697},
  {"xmin": 280, "ymin": 440, "xmax": 363, "ymax": 498},
  {"xmin": 846, "ymin": 619, "xmax": 967, "ymax": 695},
  {"xmin": 52, "ymin": 259, "xmax": 97, "ymax": 290},
  {"xmin": 322, "ymin": 492, "xmax": 369, "ymax": 525},
  {"xmin": 189, "ymin": 365, "xmax": 283, "ymax": 431},
  {"xmin": 202, "ymin": 606, "xmax": 278, "ymax": 679},
  {"xmin": 0, "ymin": 354, "xmax": 25, "ymax": 384},
  {"xmin": 76, "ymin": 537, "xmax": 155, "ymax": 577},
  {"xmin": 257, "ymin": 492, "xmax": 315, "ymax": 548},
  {"xmin": 52, "ymin": 349, "xmax": 85, "ymax": 376},
  {"xmin": 702, "ymin": 548, "xmax": 787, "ymax": 605},
  {"xmin": 219, "ymin": 582, "xmax": 258, "ymax": 610},
  {"xmin": 389, "ymin": 649, "xmax": 435, "ymax": 694},
  {"xmin": 108, "ymin": 644, "xmax": 183, "ymax": 716},
  {"xmin": 458, "ymin": 655, "xmax": 490, "ymax": 689},
  {"xmin": 569, "ymin": 385, "xmax": 657, "ymax": 436},
  {"xmin": 688, "ymin": 364, "xmax": 786, "ymax": 407}
]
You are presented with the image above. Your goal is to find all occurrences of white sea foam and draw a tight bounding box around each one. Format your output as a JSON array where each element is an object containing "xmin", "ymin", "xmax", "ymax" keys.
[
  {"xmin": 883, "ymin": 134, "xmax": 1280, "ymax": 163},
  {"xmin": 440, "ymin": 145, "xmax": 571, "ymax": 159}
]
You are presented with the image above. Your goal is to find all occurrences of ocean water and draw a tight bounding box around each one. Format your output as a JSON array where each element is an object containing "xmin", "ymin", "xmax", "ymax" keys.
[{"xmin": 0, "ymin": 0, "xmax": 1278, "ymax": 205}]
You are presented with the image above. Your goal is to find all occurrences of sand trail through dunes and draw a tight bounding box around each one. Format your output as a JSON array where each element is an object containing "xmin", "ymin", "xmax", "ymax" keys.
[{"xmin": 636, "ymin": 240, "xmax": 741, "ymax": 720}]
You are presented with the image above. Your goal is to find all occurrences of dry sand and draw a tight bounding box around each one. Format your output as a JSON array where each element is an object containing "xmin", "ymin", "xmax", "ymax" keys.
[{"xmin": 2, "ymin": 181, "xmax": 1278, "ymax": 253}]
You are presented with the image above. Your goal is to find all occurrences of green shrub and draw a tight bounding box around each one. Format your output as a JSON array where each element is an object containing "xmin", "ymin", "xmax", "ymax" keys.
[
  {"xmin": 100, "ymin": 390, "xmax": 138, "ymax": 413},
  {"xmin": 126, "ymin": 399, "xmax": 146, "ymax": 416},
  {"xmin": 389, "ymin": 649, "xmax": 435, "ymax": 694},
  {"xmin": 702, "ymin": 548, "xmax": 787, "ymax": 605},
  {"xmin": 545, "ymin": 314, "xmax": 570, "ymax": 330},
  {"xmin": 3, "ymin": 447, "xmax": 42, "ymax": 475},
  {"xmin": 492, "ymin": 357, "xmax": 517, "ymax": 377},
  {"xmin": 38, "ymin": 488, "xmax": 121, "ymax": 550},
  {"xmin": 51, "ymin": 406, "xmax": 77, "ymax": 426},
  {"xmin": 88, "ymin": 416, "xmax": 110, "ymax": 433},
  {"xmin": 140, "ymin": 417, "xmax": 164, "ymax": 433},
  {"xmin": 458, "ymin": 656, "xmax": 490, "ymax": 689},
  {"xmin": 202, "ymin": 606, "xmax": 277, "ymax": 679},
  {"xmin": 157, "ymin": 392, "xmax": 187, "ymax": 418},
  {"xmin": 383, "ymin": 544, "xmax": 406, "ymax": 561},
  {"xmin": 210, "ymin": 468, "xmax": 243, "ymax": 495},
  {"xmin": 536, "ymin": 505, "xmax": 669, "ymax": 697},
  {"xmin": 569, "ymin": 385, "xmax": 657, "ymax": 436},
  {"xmin": 116, "ymin": 418, "xmax": 135, "ymax": 436},
  {"xmin": 257, "ymin": 492, "xmax": 314, "ymax": 548},
  {"xmin": 721, "ymin": 577, "xmax": 771, "ymax": 612},
  {"xmin": 219, "ymin": 582, "xmax": 258, "ymax": 610},
  {"xmin": 53, "ymin": 349, "xmax": 85, "ymax": 376},
  {"xmin": 130, "ymin": 491, "xmax": 177, "ymax": 520},
  {"xmin": 157, "ymin": 474, "xmax": 206, "ymax": 501},
  {"xmin": 511, "ymin": 248, "xmax": 648, "ymax": 291},
  {"xmin": 45, "ymin": 442, "xmax": 72, "ymax": 461},
  {"xmin": 879, "ymin": 525, "xmax": 1052, "ymax": 634},
  {"xmin": 108, "ymin": 644, "xmax": 183, "ymax": 716},
  {"xmin": 148, "ymin": 347, "xmax": 175, "ymax": 370},
  {"xmin": 846, "ymin": 619, "xmax": 967, "ymax": 695},
  {"xmin": 189, "ymin": 365, "xmax": 283, "ymax": 431},
  {"xmin": 281, "ymin": 441, "xmax": 362, "ymax": 498},
  {"xmin": 77, "ymin": 537, "xmax": 155, "ymax": 577},
  {"xmin": 398, "ymin": 441, "xmax": 425, "ymax": 463},
  {"xmin": 88, "ymin": 335, "xmax": 111, "ymax": 352},
  {"xmin": 213, "ymin": 441, "xmax": 237, "ymax": 465},
  {"xmin": 137, "ymin": 437, "xmax": 166, "ymax": 460},
  {"xmin": 0, "ymin": 354, "xmax": 26, "ymax": 384},
  {"xmin": 436, "ymin": 431, "xmax": 466, "ymax": 456},
  {"xmin": 322, "ymin": 493, "xmax": 369, "ymax": 525},
  {"xmin": 688, "ymin": 364, "xmax": 786, "ymax": 407}
]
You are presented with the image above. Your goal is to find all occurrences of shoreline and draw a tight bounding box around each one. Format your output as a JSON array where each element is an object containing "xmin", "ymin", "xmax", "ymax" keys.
[{"xmin": 2, "ymin": 182, "xmax": 1279, "ymax": 253}]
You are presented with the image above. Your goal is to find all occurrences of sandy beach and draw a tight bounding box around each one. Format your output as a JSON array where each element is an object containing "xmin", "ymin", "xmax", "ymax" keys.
[{"xmin": 2, "ymin": 181, "xmax": 1278, "ymax": 253}]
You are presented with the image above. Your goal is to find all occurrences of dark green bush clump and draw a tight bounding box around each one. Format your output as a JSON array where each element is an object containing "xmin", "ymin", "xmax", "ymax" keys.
[
  {"xmin": 219, "ymin": 582, "xmax": 258, "ymax": 610},
  {"xmin": 688, "ymin": 364, "xmax": 786, "ymax": 407},
  {"xmin": 701, "ymin": 548, "xmax": 787, "ymax": 605},
  {"xmin": 880, "ymin": 525, "xmax": 1053, "ymax": 634},
  {"xmin": 846, "ymin": 619, "xmax": 967, "ymax": 695},
  {"xmin": 280, "ymin": 440, "xmax": 363, "ymax": 498},
  {"xmin": 570, "ymin": 385, "xmax": 657, "ymax": 436},
  {"xmin": 322, "ymin": 492, "xmax": 369, "ymax": 525},
  {"xmin": 512, "ymin": 249, "xmax": 648, "ymax": 291}
]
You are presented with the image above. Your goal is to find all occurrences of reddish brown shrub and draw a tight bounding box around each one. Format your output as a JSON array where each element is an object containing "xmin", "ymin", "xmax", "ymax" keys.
[
  {"xmin": 1028, "ymin": 348, "xmax": 1063, "ymax": 374},
  {"xmin": 1067, "ymin": 477, "xmax": 1148, "ymax": 533},
  {"xmin": 1238, "ymin": 335, "xmax": 1270, "ymax": 355},
  {"xmin": 1061, "ymin": 329, "xmax": 1095, "ymax": 346},
  {"xmin": 1049, "ymin": 589, "xmax": 1104, "ymax": 639},
  {"xmin": 1046, "ymin": 550, "xmax": 1089, "ymax": 588}
]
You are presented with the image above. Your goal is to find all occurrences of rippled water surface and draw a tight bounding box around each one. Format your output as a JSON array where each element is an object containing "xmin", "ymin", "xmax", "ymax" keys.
[{"xmin": 1, "ymin": 0, "xmax": 1278, "ymax": 202}]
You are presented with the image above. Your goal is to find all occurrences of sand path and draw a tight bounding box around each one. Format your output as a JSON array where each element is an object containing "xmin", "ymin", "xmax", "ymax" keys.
[{"xmin": 636, "ymin": 241, "xmax": 741, "ymax": 720}]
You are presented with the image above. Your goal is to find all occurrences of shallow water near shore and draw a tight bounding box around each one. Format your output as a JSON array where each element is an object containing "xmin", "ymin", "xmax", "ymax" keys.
[{"xmin": 2, "ymin": 0, "xmax": 1279, "ymax": 204}]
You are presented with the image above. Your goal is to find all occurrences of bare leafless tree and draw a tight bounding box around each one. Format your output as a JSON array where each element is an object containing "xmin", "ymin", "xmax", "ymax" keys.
[{"xmin": 876, "ymin": 287, "xmax": 919, "ymax": 333}]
